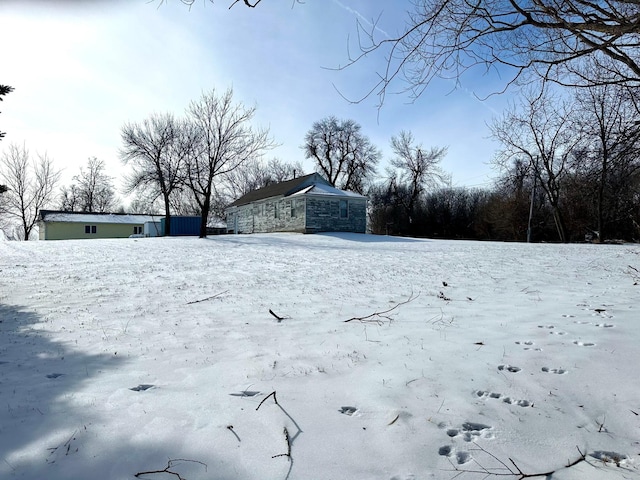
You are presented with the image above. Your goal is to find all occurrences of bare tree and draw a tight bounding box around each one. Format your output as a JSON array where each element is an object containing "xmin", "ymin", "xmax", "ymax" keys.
[
  {"xmin": 223, "ymin": 157, "xmax": 304, "ymax": 200},
  {"xmin": 0, "ymin": 143, "xmax": 61, "ymax": 240},
  {"xmin": 171, "ymin": 2, "xmax": 640, "ymax": 100},
  {"xmin": 346, "ymin": 1, "xmax": 640, "ymax": 105},
  {"xmin": 184, "ymin": 88, "xmax": 274, "ymax": 238},
  {"xmin": 304, "ymin": 116, "xmax": 380, "ymax": 194},
  {"xmin": 59, "ymin": 157, "xmax": 118, "ymax": 212},
  {"xmin": 572, "ymin": 83, "xmax": 640, "ymax": 242},
  {"xmin": 120, "ymin": 113, "xmax": 184, "ymax": 236},
  {"xmin": 491, "ymin": 89, "xmax": 581, "ymax": 242},
  {"xmin": 389, "ymin": 130, "xmax": 448, "ymax": 224},
  {"xmin": 156, "ymin": 0, "xmax": 266, "ymax": 7}
]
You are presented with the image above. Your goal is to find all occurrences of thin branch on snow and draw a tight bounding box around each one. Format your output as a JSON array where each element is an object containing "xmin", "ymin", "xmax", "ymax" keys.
[
  {"xmin": 447, "ymin": 444, "xmax": 589, "ymax": 479},
  {"xmin": 135, "ymin": 458, "xmax": 207, "ymax": 480},
  {"xmin": 269, "ymin": 309, "xmax": 290, "ymax": 322},
  {"xmin": 256, "ymin": 391, "xmax": 279, "ymax": 411},
  {"xmin": 272, "ymin": 427, "xmax": 292, "ymax": 459},
  {"xmin": 186, "ymin": 290, "xmax": 228, "ymax": 305},
  {"xmin": 344, "ymin": 292, "xmax": 419, "ymax": 325}
]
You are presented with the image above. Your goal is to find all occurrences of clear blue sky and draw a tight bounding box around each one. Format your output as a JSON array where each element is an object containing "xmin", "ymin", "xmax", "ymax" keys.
[{"xmin": 1, "ymin": 0, "xmax": 513, "ymax": 196}]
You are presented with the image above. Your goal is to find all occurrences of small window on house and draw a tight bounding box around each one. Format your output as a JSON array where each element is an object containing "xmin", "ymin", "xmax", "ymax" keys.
[
  {"xmin": 91, "ymin": 225, "xmax": 97, "ymax": 234},
  {"xmin": 339, "ymin": 200, "xmax": 348, "ymax": 219},
  {"xmin": 133, "ymin": 226, "xmax": 142, "ymax": 235},
  {"xmin": 85, "ymin": 225, "xmax": 90, "ymax": 234},
  {"xmin": 274, "ymin": 202, "xmax": 279, "ymax": 219},
  {"xmin": 291, "ymin": 200, "xmax": 297, "ymax": 218}
]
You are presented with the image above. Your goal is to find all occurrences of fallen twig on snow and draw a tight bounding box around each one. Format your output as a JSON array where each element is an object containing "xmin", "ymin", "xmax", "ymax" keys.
[
  {"xmin": 256, "ymin": 391, "xmax": 279, "ymax": 411},
  {"xmin": 269, "ymin": 309, "xmax": 290, "ymax": 322},
  {"xmin": 344, "ymin": 292, "xmax": 419, "ymax": 325},
  {"xmin": 448, "ymin": 444, "xmax": 588, "ymax": 479},
  {"xmin": 272, "ymin": 427, "xmax": 292, "ymax": 459},
  {"xmin": 135, "ymin": 458, "xmax": 207, "ymax": 480},
  {"xmin": 186, "ymin": 290, "xmax": 228, "ymax": 305},
  {"xmin": 255, "ymin": 391, "xmax": 302, "ymax": 480}
]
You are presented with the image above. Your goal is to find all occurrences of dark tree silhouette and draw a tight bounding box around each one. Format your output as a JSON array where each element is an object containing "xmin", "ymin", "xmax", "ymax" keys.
[
  {"xmin": 303, "ymin": 116, "xmax": 380, "ymax": 194},
  {"xmin": 1, "ymin": 84, "xmax": 14, "ymax": 142}
]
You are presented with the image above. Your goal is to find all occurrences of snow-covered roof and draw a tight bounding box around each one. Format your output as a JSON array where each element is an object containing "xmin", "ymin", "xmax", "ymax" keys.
[
  {"xmin": 227, "ymin": 172, "xmax": 365, "ymax": 208},
  {"xmin": 41, "ymin": 211, "xmax": 157, "ymax": 225},
  {"xmin": 290, "ymin": 183, "xmax": 365, "ymax": 198}
]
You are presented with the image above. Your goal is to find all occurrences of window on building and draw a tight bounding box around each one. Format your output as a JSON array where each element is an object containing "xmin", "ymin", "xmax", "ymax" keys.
[
  {"xmin": 290, "ymin": 200, "xmax": 296, "ymax": 218},
  {"xmin": 91, "ymin": 225, "xmax": 97, "ymax": 234},
  {"xmin": 133, "ymin": 226, "xmax": 143, "ymax": 235},
  {"xmin": 274, "ymin": 202, "xmax": 279, "ymax": 219},
  {"xmin": 339, "ymin": 200, "xmax": 348, "ymax": 218},
  {"xmin": 85, "ymin": 225, "xmax": 97, "ymax": 234}
]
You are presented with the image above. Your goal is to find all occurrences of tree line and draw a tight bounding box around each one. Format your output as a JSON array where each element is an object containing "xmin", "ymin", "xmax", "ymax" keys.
[{"xmin": 2, "ymin": 82, "xmax": 640, "ymax": 242}]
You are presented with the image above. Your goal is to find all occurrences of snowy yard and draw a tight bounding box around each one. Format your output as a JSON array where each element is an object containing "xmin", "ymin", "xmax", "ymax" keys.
[{"xmin": 0, "ymin": 233, "xmax": 638, "ymax": 480}]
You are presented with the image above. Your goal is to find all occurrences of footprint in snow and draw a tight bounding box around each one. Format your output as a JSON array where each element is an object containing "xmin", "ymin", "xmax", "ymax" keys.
[
  {"xmin": 515, "ymin": 341, "xmax": 542, "ymax": 351},
  {"xmin": 542, "ymin": 367, "xmax": 567, "ymax": 374},
  {"xmin": 589, "ymin": 451, "xmax": 631, "ymax": 466},
  {"xmin": 339, "ymin": 406, "xmax": 358, "ymax": 416},
  {"xmin": 573, "ymin": 340, "xmax": 596, "ymax": 347},
  {"xmin": 447, "ymin": 422, "xmax": 494, "ymax": 441},
  {"xmin": 46, "ymin": 373, "xmax": 64, "ymax": 379},
  {"xmin": 502, "ymin": 397, "xmax": 532, "ymax": 407},
  {"xmin": 475, "ymin": 390, "xmax": 532, "ymax": 407},
  {"xmin": 498, "ymin": 364, "xmax": 521, "ymax": 373},
  {"xmin": 595, "ymin": 323, "xmax": 614, "ymax": 328},
  {"xmin": 438, "ymin": 445, "xmax": 473, "ymax": 464}
]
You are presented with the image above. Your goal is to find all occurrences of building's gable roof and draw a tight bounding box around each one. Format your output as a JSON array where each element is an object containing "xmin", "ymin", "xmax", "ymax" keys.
[
  {"xmin": 227, "ymin": 172, "xmax": 363, "ymax": 208},
  {"xmin": 40, "ymin": 210, "xmax": 157, "ymax": 225},
  {"xmin": 290, "ymin": 183, "xmax": 366, "ymax": 199}
]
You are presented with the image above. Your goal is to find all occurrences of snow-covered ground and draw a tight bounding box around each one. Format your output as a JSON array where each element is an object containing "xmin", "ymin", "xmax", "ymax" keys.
[{"xmin": 0, "ymin": 233, "xmax": 638, "ymax": 480}]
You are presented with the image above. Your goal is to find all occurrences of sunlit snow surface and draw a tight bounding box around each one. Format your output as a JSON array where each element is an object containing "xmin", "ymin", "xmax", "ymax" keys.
[{"xmin": 1, "ymin": 233, "xmax": 638, "ymax": 479}]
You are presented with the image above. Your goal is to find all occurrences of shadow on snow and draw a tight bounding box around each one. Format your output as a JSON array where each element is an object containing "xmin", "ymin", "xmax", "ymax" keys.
[{"xmin": 0, "ymin": 303, "xmax": 240, "ymax": 480}]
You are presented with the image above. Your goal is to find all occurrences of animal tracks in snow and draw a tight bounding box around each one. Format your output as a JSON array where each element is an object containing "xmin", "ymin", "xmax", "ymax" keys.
[
  {"xmin": 589, "ymin": 451, "xmax": 632, "ymax": 466},
  {"xmin": 339, "ymin": 406, "xmax": 358, "ymax": 416},
  {"xmin": 497, "ymin": 364, "xmax": 521, "ymax": 373},
  {"xmin": 475, "ymin": 390, "xmax": 532, "ymax": 408},
  {"xmin": 515, "ymin": 340, "xmax": 542, "ymax": 351},
  {"xmin": 573, "ymin": 340, "xmax": 596, "ymax": 347},
  {"xmin": 446, "ymin": 422, "xmax": 494, "ymax": 442},
  {"xmin": 439, "ymin": 422, "xmax": 494, "ymax": 465},
  {"xmin": 541, "ymin": 367, "xmax": 567, "ymax": 374},
  {"xmin": 538, "ymin": 325, "xmax": 567, "ymax": 335},
  {"xmin": 438, "ymin": 445, "xmax": 472, "ymax": 465}
]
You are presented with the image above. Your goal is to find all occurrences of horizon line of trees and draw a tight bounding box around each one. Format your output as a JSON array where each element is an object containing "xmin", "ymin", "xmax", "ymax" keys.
[{"xmin": 2, "ymin": 82, "xmax": 640, "ymax": 242}]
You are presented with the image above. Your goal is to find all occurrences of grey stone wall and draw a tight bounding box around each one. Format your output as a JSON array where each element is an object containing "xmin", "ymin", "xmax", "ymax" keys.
[
  {"xmin": 227, "ymin": 195, "xmax": 367, "ymax": 234},
  {"xmin": 228, "ymin": 197, "xmax": 306, "ymax": 233},
  {"xmin": 304, "ymin": 197, "xmax": 367, "ymax": 233}
]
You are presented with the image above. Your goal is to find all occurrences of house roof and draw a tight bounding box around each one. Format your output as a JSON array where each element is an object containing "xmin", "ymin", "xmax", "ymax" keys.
[
  {"xmin": 39, "ymin": 210, "xmax": 158, "ymax": 225},
  {"xmin": 227, "ymin": 172, "xmax": 364, "ymax": 208}
]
